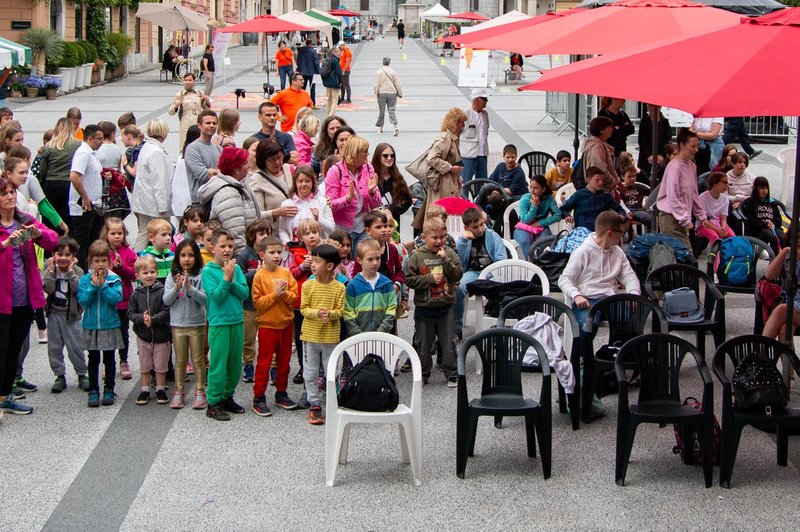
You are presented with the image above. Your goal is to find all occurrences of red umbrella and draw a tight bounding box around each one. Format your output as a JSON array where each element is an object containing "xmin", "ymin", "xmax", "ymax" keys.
[
  {"xmin": 329, "ymin": 8, "xmax": 360, "ymax": 17},
  {"xmin": 443, "ymin": 10, "xmax": 581, "ymax": 45},
  {"xmin": 449, "ymin": 0, "xmax": 740, "ymax": 54},
  {"xmin": 434, "ymin": 197, "xmax": 479, "ymax": 216},
  {"xmin": 447, "ymin": 11, "xmax": 491, "ymax": 22},
  {"xmin": 217, "ymin": 14, "xmax": 311, "ymax": 34},
  {"xmin": 521, "ymin": 7, "xmax": 800, "ymax": 344},
  {"xmin": 217, "ymin": 15, "xmax": 311, "ymax": 87}
]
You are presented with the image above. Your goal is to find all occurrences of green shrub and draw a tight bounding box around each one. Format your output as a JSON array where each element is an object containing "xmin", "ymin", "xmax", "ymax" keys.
[
  {"xmin": 71, "ymin": 42, "xmax": 86, "ymax": 65},
  {"xmin": 106, "ymin": 32, "xmax": 133, "ymax": 59},
  {"xmin": 60, "ymin": 43, "xmax": 79, "ymax": 68},
  {"xmin": 77, "ymin": 41, "xmax": 98, "ymax": 63}
]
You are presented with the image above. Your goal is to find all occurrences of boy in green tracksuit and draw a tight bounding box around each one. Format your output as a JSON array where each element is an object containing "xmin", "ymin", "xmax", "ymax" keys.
[{"xmin": 202, "ymin": 228, "xmax": 250, "ymax": 421}]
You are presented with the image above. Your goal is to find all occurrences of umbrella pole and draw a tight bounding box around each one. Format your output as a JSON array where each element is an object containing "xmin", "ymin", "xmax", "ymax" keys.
[
  {"xmin": 573, "ymin": 93, "xmax": 580, "ymax": 161},
  {"xmin": 266, "ymin": 35, "xmax": 271, "ymax": 86},
  {"xmin": 783, "ymin": 130, "xmax": 800, "ymax": 353},
  {"xmin": 650, "ymin": 108, "xmax": 658, "ymax": 189}
]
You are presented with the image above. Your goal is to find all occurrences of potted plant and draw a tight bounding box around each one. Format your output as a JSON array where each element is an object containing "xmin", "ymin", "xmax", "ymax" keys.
[
  {"xmin": 43, "ymin": 76, "xmax": 62, "ymax": 99},
  {"xmin": 70, "ymin": 43, "xmax": 87, "ymax": 89},
  {"xmin": 21, "ymin": 28, "xmax": 64, "ymax": 76},
  {"xmin": 23, "ymin": 76, "xmax": 45, "ymax": 98},
  {"xmin": 58, "ymin": 42, "xmax": 79, "ymax": 92},
  {"xmin": 106, "ymin": 32, "xmax": 132, "ymax": 79},
  {"xmin": 9, "ymin": 80, "xmax": 24, "ymax": 98},
  {"xmin": 91, "ymin": 59, "xmax": 105, "ymax": 84}
]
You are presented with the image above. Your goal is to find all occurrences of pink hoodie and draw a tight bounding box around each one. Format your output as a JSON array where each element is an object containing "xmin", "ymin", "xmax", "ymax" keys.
[
  {"xmin": 324, "ymin": 160, "xmax": 382, "ymax": 229},
  {"xmin": 293, "ymin": 130, "xmax": 314, "ymax": 167},
  {"xmin": 0, "ymin": 214, "xmax": 58, "ymax": 314},
  {"xmin": 109, "ymin": 244, "xmax": 137, "ymax": 310}
]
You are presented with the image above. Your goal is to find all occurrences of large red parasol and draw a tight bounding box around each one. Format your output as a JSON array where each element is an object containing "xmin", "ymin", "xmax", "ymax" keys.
[
  {"xmin": 328, "ymin": 8, "xmax": 361, "ymax": 17},
  {"xmin": 446, "ymin": 0, "xmax": 740, "ymax": 54},
  {"xmin": 447, "ymin": 11, "xmax": 491, "ymax": 22}
]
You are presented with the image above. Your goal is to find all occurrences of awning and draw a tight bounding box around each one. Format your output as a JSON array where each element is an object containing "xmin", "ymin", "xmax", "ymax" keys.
[
  {"xmin": 279, "ymin": 10, "xmax": 333, "ymax": 48},
  {"xmin": 0, "ymin": 36, "xmax": 32, "ymax": 69},
  {"xmin": 305, "ymin": 8, "xmax": 342, "ymax": 27}
]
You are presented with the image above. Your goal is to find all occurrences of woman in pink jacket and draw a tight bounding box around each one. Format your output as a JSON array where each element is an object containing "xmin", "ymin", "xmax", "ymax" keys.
[
  {"xmin": 324, "ymin": 135, "xmax": 381, "ymax": 253},
  {"xmin": 0, "ymin": 175, "xmax": 58, "ymax": 415}
]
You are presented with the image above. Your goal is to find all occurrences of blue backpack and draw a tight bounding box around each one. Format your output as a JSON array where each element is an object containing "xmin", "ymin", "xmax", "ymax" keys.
[
  {"xmin": 716, "ymin": 236, "xmax": 755, "ymax": 285},
  {"xmin": 552, "ymin": 227, "xmax": 591, "ymax": 254}
]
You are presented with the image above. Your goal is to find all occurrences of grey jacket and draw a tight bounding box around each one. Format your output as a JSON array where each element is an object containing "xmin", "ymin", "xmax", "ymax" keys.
[
  {"xmin": 196, "ymin": 173, "xmax": 261, "ymax": 253},
  {"xmin": 163, "ymin": 272, "xmax": 207, "ymax": 327},
  {"xmin": 42, "ymin": 265, "xmax": 85, "ymax": 321}
]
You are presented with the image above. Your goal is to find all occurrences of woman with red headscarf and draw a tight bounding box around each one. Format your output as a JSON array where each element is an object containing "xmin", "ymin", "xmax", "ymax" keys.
[{"xmin": 196, "ymin": 146, "xmax": 261, "ymax": 253}]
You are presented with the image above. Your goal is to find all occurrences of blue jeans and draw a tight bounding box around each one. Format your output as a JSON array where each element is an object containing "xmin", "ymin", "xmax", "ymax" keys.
[
  {"xmin": 514, "ymin": 226, "xmax": 552, "ymax": 261},
  {"xmin": 461, "ymin": 156, "xmax": 487, "ymax": 183},
  {"xmin": 456, "ymin": 270, "xmax": 481, "ymax": 333},
  {"xmin": 278, "ymin": 65, "xmax": 293, "ymax": 90}
]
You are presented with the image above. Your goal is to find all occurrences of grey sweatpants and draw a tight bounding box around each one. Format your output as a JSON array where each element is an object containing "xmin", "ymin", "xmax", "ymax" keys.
[
  {"xmin": 47, "ymin": 311, "xmax": 87, "ymax": 377},
  {"xmin": 376, "ymin": 93, "xmax": 398, "ymax": 128},
  {"xmin": 412, "ymin": 306, "xmax": 457, "ymax": 380}
]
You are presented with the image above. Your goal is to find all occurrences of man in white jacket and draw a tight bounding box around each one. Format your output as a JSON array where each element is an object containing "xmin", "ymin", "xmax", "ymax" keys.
[
  {"xmin": 460, "ymin": 88, "xmax": 490, "ymax": 183},
  {"xmin": 558, "ymin": 210, "xmax": 641, "ymax": 332}
]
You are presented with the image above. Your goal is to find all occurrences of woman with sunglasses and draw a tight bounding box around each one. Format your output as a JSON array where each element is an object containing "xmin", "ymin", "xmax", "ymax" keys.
[{"xmin": 371, "ymin": 143, "xmax": 411, "ymax": 221}]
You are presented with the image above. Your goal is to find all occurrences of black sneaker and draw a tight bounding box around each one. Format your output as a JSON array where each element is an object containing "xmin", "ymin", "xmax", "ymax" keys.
[
  {"xmin": 14, "ymin": 378, "xmax": 37, "ymax": 393},
  {"xmin": 447, "ymin": 377, "xmax": 458, "ymax": 388},
  {"xmin": 242, "ymin": 364, "xmax": 255, "ymax": 383},
  {"xmin": 750, "ymin": 149, "xmax": 763, "ymax": 160},
  {"xmin": 206, "ymin": 403, "xmax": 231, "ymax": 421},
  {"xmin": 292, "ymin": 369, "xmax": 304, "ymax": 384},
  {"xmin": 400, "ymin": 360, "xmax": 412, "ymax": 373},
  {"xmin": 101, "ymin": 389, "xmax": 116, "ymax": 406},
  {"xmin": 136, "ymin": 391, "xmax": 151, "ymax": 405},
  {"xmin": 274, "ymin": 392, "xmax": 297, "ymax": 410},
  {"xmin": 156, "ymin": 389, "xmax": 169, "ymax": 404},
  {"xmin": 12, "ymin": 389, "xmax": 25, "ymax": 400},
  {"xmin": 221, "ymin": 397, "xmax": 245, "ymax": 414},
  {"xmin": 51, "ymin": 375, "xmax": 67, "ymax": 394},
  {"xmin": 252, "ymin": 397, "xmax": 273, "ymax": 417}
]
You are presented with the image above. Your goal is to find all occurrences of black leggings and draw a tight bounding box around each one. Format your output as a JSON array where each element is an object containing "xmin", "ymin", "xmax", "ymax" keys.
[
  {"xmin": 35, "ymin": 307, "xmax": 46, "ymax": 331},
  {"xmin": 117, "ymin": 309, "xmax": 129, "ymax": 363},
  {"xmin": 88, "ymin": 350, "xmax": 116, "ymax": 392},
  {"xmin": 0, "ymin": 306, "xmax": 33, "ymax": 396},
  {"xmin": 293, "ymin": 309, "xmax": 304, "ymax": 371}
]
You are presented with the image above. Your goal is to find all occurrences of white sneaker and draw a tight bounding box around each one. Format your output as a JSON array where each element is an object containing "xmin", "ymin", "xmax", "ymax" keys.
[{"xmin": 38, "ymin": 330, "xmax": 47, "ymax": 344}]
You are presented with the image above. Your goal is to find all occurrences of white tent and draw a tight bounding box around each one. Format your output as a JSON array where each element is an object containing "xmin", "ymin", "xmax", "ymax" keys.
[
  {"xmin": 279, "ymin": 10, "xmax": 333, "ymax": 48},
  {"xmin": 465, "ymin": 9, "xmax": 533, "ymax": 32},
  {"xmin": 420, "ymin": 3, "xmax": 451, "ymax": 24}
]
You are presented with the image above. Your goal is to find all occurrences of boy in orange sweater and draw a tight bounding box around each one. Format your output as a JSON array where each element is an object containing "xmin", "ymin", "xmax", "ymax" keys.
[{"xmin": 251, "ymin": 236, "xmax": 299, "ymax": 416}]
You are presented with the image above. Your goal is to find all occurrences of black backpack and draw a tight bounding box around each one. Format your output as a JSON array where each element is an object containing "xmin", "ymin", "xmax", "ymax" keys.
[
  {"xmin": 672, "ymin": 397, "xmax": 721, "ymax": 465},
  {"xmin": 572, "ymin": 157, "xmax": 586, "ymax": 190},
  {"xmin": 320, "ymin": 57, "xmax": 334, "ymax": 79},
  {"xmin": 732, "ymin": 353, "xmax": 788, "ymax": 414},
  {"xmin": 338, "ymin": 354, "xmax": 400, "ymax": 412}
]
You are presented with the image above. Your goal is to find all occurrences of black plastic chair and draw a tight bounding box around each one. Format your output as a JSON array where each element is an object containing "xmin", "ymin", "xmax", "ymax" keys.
[
  {"xmin": 616, "ymin": 334, "xmax": 715, "ymax": 488},
  {"xmin": 712, "ymin": 335, "xmax": 800, "ymax": 488},
  {"xmin": 456, "ymin": 329, "xmax": 552, "ymax": 479},
  {"xmin": 518, "ymin": 151, "xmax": 557, "ymax": 178},
  {"xmin": 584, "ymin": 294, "xmax": 667, "ymax": 424},
  {"xmin": 644, "ymin": 264, "xmax": 726, "ymax": 358},
  {"xmin": 497, "ymin": 296, "xmax": 580, "ymax": 430},
  {"xmin": 459, "ymin": 178, "xmax": 510, "ymax": 203}
]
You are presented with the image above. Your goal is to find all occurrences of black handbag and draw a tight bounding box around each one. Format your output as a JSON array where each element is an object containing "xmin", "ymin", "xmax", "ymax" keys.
[
  {"xmin": 338, "ymin": 354, "xmax": 400, "ymax": 412},
  {"xmin": 732, "ymin": 353, "xmax": 788, "ymax": 414}
]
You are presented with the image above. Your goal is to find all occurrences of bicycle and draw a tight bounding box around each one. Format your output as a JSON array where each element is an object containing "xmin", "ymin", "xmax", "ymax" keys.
[{"xmin": 173, "ymin": 57, "xmax": 201, "ymax": 81}]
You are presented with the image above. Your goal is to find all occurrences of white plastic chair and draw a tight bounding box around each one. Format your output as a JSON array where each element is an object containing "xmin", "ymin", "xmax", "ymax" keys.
[
  {"xmin": 778, "ymin": 147, "xmax": 795, "ymax": 206},
  {"xmin": 552, "ymin": 183, "xmax": 576, "ymax": 235},
  {"xmin": 473, "ymin": 259, "xmax": 550, "ymax": 335},
  {"xmin": 503, "ymin": 200, "xmax": 521, "ymax": 241},
  {"xmin": 446, "ymin": 214, "xmax": 464, "ymax": 237},
  {"xmin": 325, "ymin": 332, "xmax": 422, "ymax": 487},
  {"xmin": 500, "ymin": 238, "xmax": 519, "ymax": 260}
]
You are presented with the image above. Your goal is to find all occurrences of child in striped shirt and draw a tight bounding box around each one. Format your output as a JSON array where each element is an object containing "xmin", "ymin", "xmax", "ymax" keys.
[
  {"xmin": 300, "ymin": 243, "xmax": 345, "ymax": 425},
  {"xmin": 139, "ymin": 218, "xmax": 174, "ymax": 282}
]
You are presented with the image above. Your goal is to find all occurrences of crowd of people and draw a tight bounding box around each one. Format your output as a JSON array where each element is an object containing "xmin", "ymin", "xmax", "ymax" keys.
[{"xmin": 0, "ymin": 55, "xmax": 790, "ymax": 429}]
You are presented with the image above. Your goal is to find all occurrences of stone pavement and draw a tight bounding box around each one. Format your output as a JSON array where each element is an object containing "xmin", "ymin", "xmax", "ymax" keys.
[{"xmin": 3, "ymin": 37, "xmax": 800, "ymax": 531}]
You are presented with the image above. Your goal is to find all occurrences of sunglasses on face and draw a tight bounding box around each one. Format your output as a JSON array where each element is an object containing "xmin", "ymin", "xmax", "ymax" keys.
[{"xmin": 382, "ymin": 153, "xmax": 395, "ymax": 159}]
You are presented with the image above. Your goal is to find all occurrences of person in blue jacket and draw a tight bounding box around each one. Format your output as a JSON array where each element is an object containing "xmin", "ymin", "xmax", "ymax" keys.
[
  {"xmin": 321, "ymin": 48, "xmax": 343, "ymax": 117},
  {"xmin": 455, "ymin": 207, "xmax": 508, "ymax": 339},
  {"xmin": 514, "ymin": 174, "xmax": 560, "ymax": 259},
  {"xmin": 559, "ymin": 166, "xmax": 627, "ymax": 232}
]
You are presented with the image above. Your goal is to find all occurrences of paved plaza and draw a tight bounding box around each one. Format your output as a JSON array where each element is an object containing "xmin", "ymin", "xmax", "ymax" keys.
[{"xmin": 3, "ymin": 36, "xmax": 800, "ymax": 531}]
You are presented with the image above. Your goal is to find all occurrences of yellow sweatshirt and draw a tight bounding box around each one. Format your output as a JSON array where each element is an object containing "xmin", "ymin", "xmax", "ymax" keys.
[
  {"xmin": 252, "ymin": 266, "xmax": 298, "ymax": 329},
  {"xmin": 300, "ymin": 278, "xmax": 345, "ymax": 343}
]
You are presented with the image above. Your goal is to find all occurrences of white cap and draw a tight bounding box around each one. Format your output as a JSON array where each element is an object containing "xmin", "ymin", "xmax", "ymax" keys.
[{"xmin": 470, "ymin": 88, "xmax": 490, "ymax": 100}]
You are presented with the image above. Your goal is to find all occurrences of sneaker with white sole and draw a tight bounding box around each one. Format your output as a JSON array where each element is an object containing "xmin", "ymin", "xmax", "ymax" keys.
[
  {"xmin": 0, "ymin": 395, "xmax": 33, "ymax": 414},
  {"xmin": 38, "ymin": 330, "xmax": 48, "ymax": 344},
  {"xmin": 192, "ymin": 391, "xmax": 208, "ymax": 410},
  {"xmin": 119, "ymin": 362, "xmax": 132, "ymax": 380}
]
